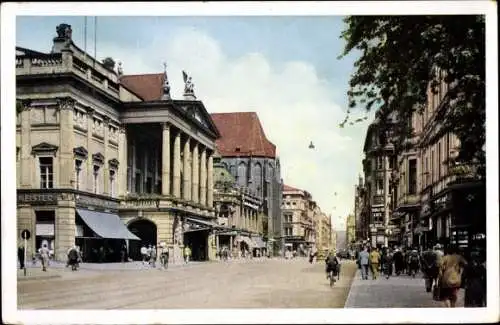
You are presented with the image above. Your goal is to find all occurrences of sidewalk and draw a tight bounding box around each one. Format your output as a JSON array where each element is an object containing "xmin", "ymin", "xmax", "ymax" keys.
[{"xmin": 344, "ymin": 270, "xmax": 464, "ymax": 308}]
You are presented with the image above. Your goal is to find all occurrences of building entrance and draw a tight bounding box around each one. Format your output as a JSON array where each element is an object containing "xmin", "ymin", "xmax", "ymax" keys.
[
  {"xmin": 127, "ymin": 219, "xmax": 157, "ymax": 261},
  {"xmin": 183, "ymin": 229, "xmax": 209, "ymax": 261}
]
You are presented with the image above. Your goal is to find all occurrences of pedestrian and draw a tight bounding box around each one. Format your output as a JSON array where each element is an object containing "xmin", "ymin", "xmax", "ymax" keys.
[
  {"xmin": 383, "ymin": 248, "xmax": 394, "ymax": 279},
  {"xmin": 120, "ymin": 245, "xmax": 126, "ymax": 263},
  {"xmin": 159, "ymin": 243, "xmax": 169, "ymax": 270},
  {"xmin": 140, "ymin": 245, "xmax": 147, "ymax": 264},
  {"xmin": 358, "ymin": 246, "xmax": 370, "ymax": 280},
  {"xmin": 184, "ymin": 245, "xmax": 191, "ymax": 264},
  {"xmin": 421, "ymin": 245, "xmax": 440, "ymax": 292},
  {"xmin": 149, "ymin": 245, "xmax": 157, "ymax": 268},
  {"xmin": 39, "ymin": 245, "xmax": 50, "ymax": 272},
  {"xmin": 18, "ymin": 245, "xmax": 25, "ymax": 270},
  {"xmin": 463, "ymin": 248, "xmax": 486, "ymax": 307},
  {"xmin": 67, "ymin": 245, "xmax": 79, "ymax": 271},
  {"xmin": 437, "ymin": 246, "xmax": 468, "ymax": 308},
  {"xmin": 408, "ymin": 248, "xmax": 420, "ymax": 278},
  {"xmin": 369, "ymin": 246, "xmax": 381, "ymax": 280}
]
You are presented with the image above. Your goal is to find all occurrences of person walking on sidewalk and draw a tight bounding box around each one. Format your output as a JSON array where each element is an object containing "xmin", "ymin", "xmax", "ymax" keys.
[
  {"xmin": 18, "ymin": 245, "xmax": 25, "ymax": 270},
  {"xmin": 149, "ymin": 245, "xmax": 157, "ymax": 268},
  {"xmin": 184, "ymin": 245, "xmax": 192, "ymax": 264},
  {"xmin": 421, "ymin": 245, "xmax": 440, "ymax": 292},
  {"xmin": 369, "ymin": 247, "xmax": 381, "ymax": 280},
  {"xmin": 463, "ymin": 248, "xmax": 486, "ymax": 307},
  {"xmin": 140, "ymin": 245, "xmax": 147, "ymax": 264},
  {"xmin": 438, "ymin": 246, "xmax": 467, "ymax": 308},
  {"xmin": 358, "ymin": 246, "xmax": 370, "ymax": 280},
  {"xmin": 39, "ymin": 245, "xmax": 50, "ymax": 272}
]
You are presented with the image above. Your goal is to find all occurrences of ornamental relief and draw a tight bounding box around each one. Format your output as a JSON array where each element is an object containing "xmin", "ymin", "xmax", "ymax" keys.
[
  {"xmin": 92, "ymin": 118, "xmax": 105, "ymax": 138},
  {"xmin": 108, "ymin": 125, "xmax": 119, "ymax": 143},
  {"xmin": 73, "ymin": 109, "xmax": 88, "ymax": 130}
]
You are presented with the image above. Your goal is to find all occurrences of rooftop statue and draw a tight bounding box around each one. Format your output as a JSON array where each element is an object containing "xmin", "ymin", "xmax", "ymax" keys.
[
  {"xmin": 162, "ymin": 62, "xmax": 171, "ymax": 100},
  {"xmin": 182, "ymin": 70, "xmax": 195, "ymax": 96},
  {"xmin": 56, "ymin": 23, "xmax": 72, "ymax": 40}
]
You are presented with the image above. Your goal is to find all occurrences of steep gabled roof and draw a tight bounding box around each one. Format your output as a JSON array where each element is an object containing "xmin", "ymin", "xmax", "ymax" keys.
[
  {"xmin": 283, "ymin": 184, "xmax": 303, "ymax": 192},
  {"xmin": 210, "ymin": 112, "xmax": 276, "ymax": 158},
  {"xmin": 120, "ymin": 73, "xmax": 164, "ymax": 101}
]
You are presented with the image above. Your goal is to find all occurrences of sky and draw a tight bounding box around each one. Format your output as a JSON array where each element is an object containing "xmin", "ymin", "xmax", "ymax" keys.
[{"xmin": 16, "ymin": 15, "xmax": 375, "ymax": 230}]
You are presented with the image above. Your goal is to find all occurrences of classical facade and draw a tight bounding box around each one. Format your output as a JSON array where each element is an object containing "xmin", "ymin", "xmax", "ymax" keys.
[
  {"xmin": 210, "ymin": 112, "xmax": 283, "ymax": 255},
  {"xmin": 395, "ymin": 69, "xmax": 486, "ymax": 251},
  {"xmin": 16, "ymin": 24, "xmax": 222, "ymax": 263},
  {"xmin": 281, "ymin": 184, "xmax": 316, "ymax": 256},
  {"xmin": 213, "ymin": 153, "xmax": 266, "ymax": 258}
]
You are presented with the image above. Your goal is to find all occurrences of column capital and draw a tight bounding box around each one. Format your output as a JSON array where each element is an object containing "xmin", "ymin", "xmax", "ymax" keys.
[
  {"xmin": 57, "ymin": 97, "xmax": 76, "ymax": 111},
  {"xmin": 84, "ymin": 105, "xmax": 95, "ymax": 115},
  {"xmin": 17, "ymin": 99, "xmax": 32, "ymax": 111},
  {"xmin": 119, "ymin": 126, "xmax": 126, "ymax": 134},
  {"xmin": 162, "ymin": 122, "xmax": 171, "ymax": 131}
]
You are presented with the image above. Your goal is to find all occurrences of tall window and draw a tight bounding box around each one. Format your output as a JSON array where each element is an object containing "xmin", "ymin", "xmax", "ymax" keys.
[
  {"xmin": 74, "ymin": 159, "xmax": 82, "ymax": 190},
  {"xmin": 284, "ymin": 227, "xmax": 292, "ymax": 236},
  {"xmin": 109, "ymin": 170, "xmax": 116, "ymax": 197},
  {"xmin": 438, "ymin": 142, "xmax": 442, "ymax": 179},
  {"xmin": 40, "ymin": 157, "xmax": 54, "ymax": 189},
  {"xmin": 93, "ymin": 165, "xmax": 100, "ymax": 194},
  {"xmin": 408, "ymin": 159, "xmax": 417, "ymax": 195},
  {"xmin": 376, "ymin": 178, "xmax": 384, "ymax": 195},
  {"xmin": 376, "ymin": 156, "xmax": 383, "ymax": 170}
]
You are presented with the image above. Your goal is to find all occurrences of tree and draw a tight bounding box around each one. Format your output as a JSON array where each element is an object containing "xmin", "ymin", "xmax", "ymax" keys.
[
  {"xmin": 338, "ymin": 16, "xmax": 485, "ymax": 178},
  {"xmin": 102, "ymin": 57, "xmax": 116, "ymax": 71}
]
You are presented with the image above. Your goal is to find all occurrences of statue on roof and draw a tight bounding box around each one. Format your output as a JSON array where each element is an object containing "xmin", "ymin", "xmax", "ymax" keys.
[
  {"xmin": 162, "ymin": 62, "xmax": 171, "ymax": 100},
  {"xmin": 56, "ymin": 23, "xmax": 72, "ymax": 40},
  {"xmin": 117, "ymin": 61, "xmax": 123, "ymax": 77},
  {"xmin": 182, "ymin": 70, "xmax": 196, "ymax": 98}
]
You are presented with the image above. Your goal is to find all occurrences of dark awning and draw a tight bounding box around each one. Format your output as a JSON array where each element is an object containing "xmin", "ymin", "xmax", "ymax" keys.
[
  {"xmin": 185, "ymin": 217, "xmax": 222, "ymax": 228},
  {"xmin": 76, "ymin": 209, "xmax": 140, "ymax": 240}
]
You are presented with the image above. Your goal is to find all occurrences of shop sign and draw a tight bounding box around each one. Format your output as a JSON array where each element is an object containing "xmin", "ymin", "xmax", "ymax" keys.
[
  {"xmin": 76, "ymin": 193, "xmax": 119, "ymax": 209},
  {"xmin": 18, "ymin": 192, "xmax": 58, "ymax": 205},
  {"xmin": 36, "ymin": 223, "xmax": 55, "ymax": 236}
]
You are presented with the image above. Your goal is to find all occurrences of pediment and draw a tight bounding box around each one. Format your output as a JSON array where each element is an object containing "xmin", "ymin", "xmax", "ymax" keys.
[
  {"xmin": 32, "ymin": 142, "xmax": 59, "ymax": 155},
  {"xmin": 181, "ymin": 102, "xmax": 220, "ymax": 138},
  {"xmin": 92, "ymin": 152, "xmax": 105, "ymax": 164},
  {"xmin": 73, "ymin": 146, "xmax": 88, "ymax": 159},
  {"xmin": 108, "ymin": 158, "xmax": 119, "ymax": 169}
]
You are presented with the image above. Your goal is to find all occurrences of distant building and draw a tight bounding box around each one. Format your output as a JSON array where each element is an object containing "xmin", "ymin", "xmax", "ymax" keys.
[
  {"xmin": 210, "ymin": 112, "xmax": 283, "ymax": 255},
  {"xmin": 281, "ymin": 184, "xmax": 316, "ymax": 256},
  {"xmin": 335, "ymin": 230, "xmax": 347, "ymax": 251},
  {"xmin": 346, "ymin": 214, "xmax": 356, "ymax": 247}
]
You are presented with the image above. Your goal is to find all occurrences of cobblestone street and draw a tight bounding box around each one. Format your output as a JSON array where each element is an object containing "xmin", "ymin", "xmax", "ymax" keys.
[
  {"xmin": 18, "ymin": 259, "xmax": 357, "ymax": 309},
  {"xmin": 344, "ymin": 269, "xmax": 465, "ymax": 308}
]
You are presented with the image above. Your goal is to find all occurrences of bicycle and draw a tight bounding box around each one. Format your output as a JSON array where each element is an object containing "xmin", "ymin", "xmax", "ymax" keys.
[{"xmin": 327, "ymin": 265, "xmax": 340, "ymax": 287}]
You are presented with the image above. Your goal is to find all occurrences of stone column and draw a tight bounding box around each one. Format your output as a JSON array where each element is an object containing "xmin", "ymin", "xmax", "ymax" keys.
[
  {"xmin": 183, "ymin": 136, "xmax": 191, "ymax": 201},
  {"xmin": 118, "ymin": 126, "xmax": 127, "ymax": 196},
  {"xmin": 207, "ymin": 153, "xmax": 214, "ymax": 208},
  {"xmin": 58, "ymin": 98, "xmax": 75, "ymax": 188},
  {"xmin": 200, "ymin": 148, "xmax": 207, "ymax": 206},
  {"xmin": 19, "ymin": 100, "xmax": 32, "ymax": 188},
  {"xmin": 191, "ymin": 143, "xmax": 199, "ymax": 203},
  {"xmin": 216, "ymin": 235, "xmax": 220, "ymax": 258},
  {"xmin": 173, "ymin": 130, "xmax": 181, "ymax": 198},
  {"xmin": 230, "ymin": 236, "xmax": 233, "ymax": 258},
  {"xmin": 103, "ymin": 117, "xmax": 110, "ymax": 195},
  {"xmin": 161, "ymin": 123, "xmax": 171, "ymax": 196},
  {"xmin": 86, "ymin": 107, "xmax": 94, "ymax": 192},
  {"xmin": 384, "ymin": 155, "xmax": 390, "ymax": 247},
  {"xmin": 55, "ymin": 194, "xmax": 76, "ymax": 262}
]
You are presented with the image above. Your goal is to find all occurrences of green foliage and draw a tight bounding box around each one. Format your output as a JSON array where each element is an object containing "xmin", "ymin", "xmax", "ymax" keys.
[{"xmin": 339, "ymin": 16, "xmax": 485, "ymax": 177}]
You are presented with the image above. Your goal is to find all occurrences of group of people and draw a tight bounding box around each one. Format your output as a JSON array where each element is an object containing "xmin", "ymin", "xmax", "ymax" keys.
[
  {"xmin": 355, "ymin": 243, "xmax": 486, "ymax": 308},
  {"xmin": 66, "ymin": 245, "xmax": 83, "ymax": 271}
]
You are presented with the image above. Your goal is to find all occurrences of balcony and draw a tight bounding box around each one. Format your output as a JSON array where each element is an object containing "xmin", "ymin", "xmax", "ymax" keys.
[{"xmin": 396, "ymin": 193, "xmax": 420, "ymax": 211}]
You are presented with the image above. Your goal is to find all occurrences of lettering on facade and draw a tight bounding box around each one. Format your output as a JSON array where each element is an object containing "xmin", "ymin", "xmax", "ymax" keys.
[
  {"xmin": 432, "ymin": 193, "xmax": 450, "ymax": 212},
  {"xmin": 76, "ymin": 194, "xmax": 119, "ymax": 209},
  {"xmin": 371, "ymin": 206, "xmax": 384, "ymax": 220},
  {"xmin": 18, "ymin": 193, "xmax": 58, "ymax": 204}
]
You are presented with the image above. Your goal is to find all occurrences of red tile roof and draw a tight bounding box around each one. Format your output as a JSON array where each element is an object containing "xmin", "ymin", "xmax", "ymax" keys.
[
  {"xmin": 120, "ymin": 73, "xmax": 164, "ymax": 101},
  {"xmin": 210, "ymin": 112, "xmax": 276, "ymax": 158},
  {"xmin": 283, "ymin": 184, "xmax": 303, "ymax": 192}
]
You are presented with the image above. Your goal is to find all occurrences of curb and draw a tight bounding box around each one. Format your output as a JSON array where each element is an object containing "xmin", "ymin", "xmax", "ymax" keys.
[
  {"xmin": 343, "ymin": 269, "xmax": 360, "ymax": 308},
  {"xmin": 18, "ymin": 274, "xmax": 62, "ymax": 282}
]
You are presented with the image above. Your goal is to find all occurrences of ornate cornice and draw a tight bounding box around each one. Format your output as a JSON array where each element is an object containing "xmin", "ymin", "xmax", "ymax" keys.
[
  {"xmin": 108, "ymin": 158, "xmax": 119, "ymax": 169},
  {"xmin": 31, "ymin": 142, "xmax": 59, "ymax": 156},
  {"xmin": 73, "ymin": 146, "xmax": 88, "ymax": 160},
  {"xmin": 92, "ymin": 152, "xmax": 105, "ymax": 164}
]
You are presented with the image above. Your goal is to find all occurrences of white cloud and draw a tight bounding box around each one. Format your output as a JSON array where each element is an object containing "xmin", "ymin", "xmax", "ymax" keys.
[{"xmin": 101, "ymin": 27, "xmax": 366, "ymax": 229}]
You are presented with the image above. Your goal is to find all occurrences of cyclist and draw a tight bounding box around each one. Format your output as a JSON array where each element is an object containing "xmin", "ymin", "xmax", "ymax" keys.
[{"xmin": 325, "ymin": 251, "xmax": 340, "ymax": 281}]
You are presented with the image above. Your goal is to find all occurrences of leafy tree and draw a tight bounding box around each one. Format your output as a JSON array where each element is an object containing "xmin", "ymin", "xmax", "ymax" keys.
[{"xmin": 338, "ymin": 16, "xmax": 485, "ymax": 178}]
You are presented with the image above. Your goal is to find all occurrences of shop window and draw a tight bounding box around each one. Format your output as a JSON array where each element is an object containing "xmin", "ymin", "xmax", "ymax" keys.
[
  {"xmin": 39, "ymin": 157, "xmax": 54, "ymax": 189},
  {"xmin": 35, "ymin": 210, "xmax": 55, "ymax": 254},
  {"xmin": 376, "ymin": 178, "xmax": 384, "ymax": 195}
]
